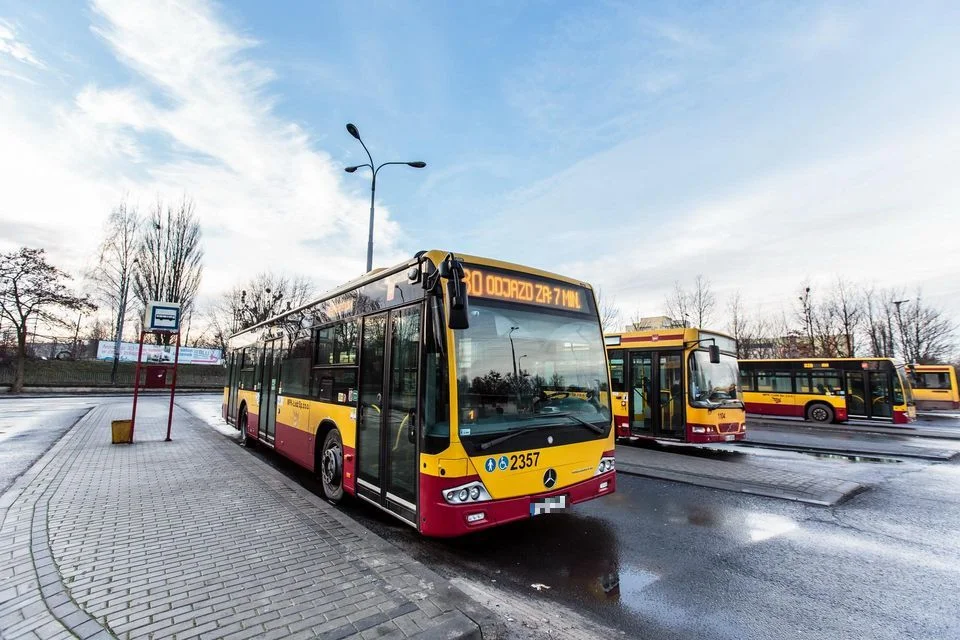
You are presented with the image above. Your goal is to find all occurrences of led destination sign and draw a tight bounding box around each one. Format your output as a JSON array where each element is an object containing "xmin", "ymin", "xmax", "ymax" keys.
[{"xmin": 462, "ymin": 267, "xmax": 589, "ymax": 313}]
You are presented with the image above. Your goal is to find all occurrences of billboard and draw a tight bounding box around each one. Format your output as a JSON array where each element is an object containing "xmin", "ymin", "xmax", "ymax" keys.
[{"xmin": 96, "ymin": 341, "xmax": 223, "ymax": 365}]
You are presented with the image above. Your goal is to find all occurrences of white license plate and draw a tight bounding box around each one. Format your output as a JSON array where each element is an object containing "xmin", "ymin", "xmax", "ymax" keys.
[
  {"xmin": 725, "ymin": 435, "xmax": 736, "ymax": 441},
  {"xmin": 530, "ymin": 495, "xmax": 567, "ymax": 516}
]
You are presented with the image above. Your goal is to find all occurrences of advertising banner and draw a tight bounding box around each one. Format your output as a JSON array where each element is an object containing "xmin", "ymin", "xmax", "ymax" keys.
[{"xmin": 96, "ymin": 341, "xmax": 223, "ymax": 365}]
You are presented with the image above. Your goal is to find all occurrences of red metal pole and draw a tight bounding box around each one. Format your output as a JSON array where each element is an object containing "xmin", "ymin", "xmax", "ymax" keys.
[
  {"xmin": 130, "ymin": 331, "xmax": 147, "ymax": 441},
  {"xmin": 166, "ymin": 331, "xmax": 181, "ymax": 441}
]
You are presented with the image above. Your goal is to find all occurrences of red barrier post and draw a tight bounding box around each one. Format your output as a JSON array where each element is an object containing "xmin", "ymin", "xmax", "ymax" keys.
[
  {"xmin": 129, "ymin": 331, "xmax": 147, "ymax": 440},
  {"xmin": 166, "ymin": 331, "xmax": 181, "ymax": 441}
]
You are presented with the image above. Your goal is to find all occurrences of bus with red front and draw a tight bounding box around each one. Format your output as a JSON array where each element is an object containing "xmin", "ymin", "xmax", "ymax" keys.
[
  {"xmin": 738, "ymin": 357, "xmax": 916, "ymax": 424},
  {"xmin": 223, "ymin": 251, "xmax": 615, "ymax": 537},
  {"xmin": 605, "ymin": 328, "xmax": 746, "ymax": 443}
]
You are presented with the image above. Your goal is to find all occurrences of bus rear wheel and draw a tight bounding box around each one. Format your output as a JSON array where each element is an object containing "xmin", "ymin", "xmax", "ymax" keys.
[
  {"xmin": 320, "ymin": 428, "xmax": 345, "ymax": 503},
  {"xmin": 806, "ymin": 403, "xmax": 834, "ymax": 423}
]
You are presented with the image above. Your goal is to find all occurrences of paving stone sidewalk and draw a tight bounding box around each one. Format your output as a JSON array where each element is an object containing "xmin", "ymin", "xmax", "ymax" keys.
[
  {"xmin": 615, "ymin": 444, "xmax": 865, "ymax": 506},
  {"xmin": 0, "ymin": 399, "xmax": 498, "ymax": 640}
]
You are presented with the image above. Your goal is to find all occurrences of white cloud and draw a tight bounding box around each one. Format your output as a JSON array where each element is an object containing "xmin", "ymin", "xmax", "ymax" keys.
[
  {"xmin": 0, "ymin": 0, "xmax": 406, "ymax": 312},
  {"xmin": 478, "ymin": 106, "xmax": 960, "ymax": 330},
  {"xmin": 0, "ymin": 19, "xmax": 45, "ymax": 69}
]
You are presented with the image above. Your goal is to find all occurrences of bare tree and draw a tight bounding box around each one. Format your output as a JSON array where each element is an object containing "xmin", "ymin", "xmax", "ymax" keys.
[
  {"xmin": 0, "ymin": 248, "xmax": 93, "ymax": 392},
  {"xmin": 595, "ymin": 288, "xmax": 621, "ymax": 333},
  {"xmin": 796, "ymin": 284, "xmax": 816, "ymax": 356},
  {"xmin": 863, "ymin": 286, "xmax": 895, "ymax": 357},
  {"xmin": 726, "ymin": 291, "xmax": 752, "ymax": 358},
  {"xmin": 664, "ymin": 281, "xmax": 691, "ymax": 328},
  {"xmin": 691, "ymin": 275, "xmax": 715, "ymax": 329},
  {"xmin": 830, "ymin": 278, "xmax": 862, "ymax": 357},
  {"xmin": 133, "ymin": 196, "xmax": 204, "ymax": 344},
  {"xmin": 899, "ymin": 293, "xmax": 956, "ymax": 364},
  {"xmin": 89, "ymin": 200, "xmax": 141, "ymax": 382},
  {"xmin": 207, "ymin": 273, "xmax": 314, "ymax": 353},
  {"xmin": 665, "ymin": 276, "xmax": 714, "ymax": 328}
]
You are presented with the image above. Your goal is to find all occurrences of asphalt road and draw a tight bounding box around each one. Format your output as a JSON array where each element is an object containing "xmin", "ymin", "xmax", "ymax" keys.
[
  {"xmin": 6, "ymin": 395, "xmax": 960, "ymax": 639},
  {"xmin": 741, "ymin": 421, "xmax": 960, "ymax": 460}
]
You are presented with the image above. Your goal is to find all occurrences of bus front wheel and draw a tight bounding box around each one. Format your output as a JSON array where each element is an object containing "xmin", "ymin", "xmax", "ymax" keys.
[
  {"xmin": 806, "ymin": 403, "xmax": 834, "ymax": 423},
  {"xmin": 239, "ymin": 407, "xmax": 254, "ymax": 448},
  {"xmin": 320, "ymin": 428, "xmax": 345, "ymax": 503}
]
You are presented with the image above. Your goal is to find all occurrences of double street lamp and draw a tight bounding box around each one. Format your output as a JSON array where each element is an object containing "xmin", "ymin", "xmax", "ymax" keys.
[{"xmin": 344, "ymin": 123, "xmax": 426, "ymax": 272}]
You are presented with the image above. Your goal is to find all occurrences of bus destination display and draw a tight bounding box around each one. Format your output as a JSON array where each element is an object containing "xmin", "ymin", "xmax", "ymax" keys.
[{"xmin": 463, "ymin": 267, "xmax": 587, "ymax": 313}]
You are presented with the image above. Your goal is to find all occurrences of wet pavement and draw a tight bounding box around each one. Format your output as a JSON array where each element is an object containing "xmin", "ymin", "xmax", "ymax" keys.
[
  {"xmin": 614, "ymin": 441, "xmax": 865, "ymax": 505},
  {"xmin": 6, "ymin": 394, "xmax": 960, "ymax": 639}
]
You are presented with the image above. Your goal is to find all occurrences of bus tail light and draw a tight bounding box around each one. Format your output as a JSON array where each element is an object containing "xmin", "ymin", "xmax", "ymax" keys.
[
  {"xmin": 443, "ymin": 481, "xmax": 492, "ymax": 505},
  {"xmin": 595, "ymin": 457, "xmax": 615, "ymax": 475}
]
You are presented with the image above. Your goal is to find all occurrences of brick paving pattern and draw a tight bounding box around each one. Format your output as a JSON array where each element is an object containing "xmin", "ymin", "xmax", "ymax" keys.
[
  {"xmin": 0, "ymin": 399, "xmax": 487, "ymax": 640},
  {"xmin": 615, "ymin": 444, "xmax": 865, "ymax": 505}
]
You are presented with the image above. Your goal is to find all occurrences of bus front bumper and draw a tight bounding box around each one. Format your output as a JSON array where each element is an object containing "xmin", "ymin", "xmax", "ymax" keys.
[{"xmin": 419, "ymin": 471, "xmax": 616, "ymax": 538}]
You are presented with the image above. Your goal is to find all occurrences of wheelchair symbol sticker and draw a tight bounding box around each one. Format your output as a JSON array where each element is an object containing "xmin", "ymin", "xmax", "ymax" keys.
[
  {"xmin": 485, "ymin": 458, "xmax": 496, "ymax": 473},
  {"xmin": 498, "ymin": 456, "xmax": 509, "ymax": 470}
]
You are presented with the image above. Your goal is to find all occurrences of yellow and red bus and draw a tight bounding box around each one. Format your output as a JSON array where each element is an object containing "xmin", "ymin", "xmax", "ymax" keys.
[
  {"xmin": 908, "ymin": 364, "xmax": 960, "ymax": 410},
  {"xmin": 604, "ymin": 328, "xmax": 746, "ymax": 443},
  {"xmin": 738, "ymin": 358, "xmax": 916, "ymax": 424},
  {"xmin": 223, "ymin": 251, "xmax": 615, "ymax": 537}
]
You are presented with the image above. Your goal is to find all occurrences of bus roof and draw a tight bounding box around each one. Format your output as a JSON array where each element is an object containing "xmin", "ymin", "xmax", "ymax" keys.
[{"xmin": 229, "ymin": 249, "xmax": 595, "ymax": 341}]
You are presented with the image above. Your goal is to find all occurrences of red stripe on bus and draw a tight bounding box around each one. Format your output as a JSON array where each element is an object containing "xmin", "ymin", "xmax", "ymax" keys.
[{"xmin": 619, "ymin": 333, "xmax": 685, "ymax": 344}]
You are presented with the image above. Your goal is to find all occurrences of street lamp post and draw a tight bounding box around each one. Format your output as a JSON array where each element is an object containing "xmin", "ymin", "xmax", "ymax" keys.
[{"xmin": 344, "ymin": 123, "xmax": 426, "ymax": 272}]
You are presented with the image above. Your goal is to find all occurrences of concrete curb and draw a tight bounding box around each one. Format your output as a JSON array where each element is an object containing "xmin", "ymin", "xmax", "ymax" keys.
[{"xmin": 615, "ymin": 461, "xmax": 867, "ymax": 507}]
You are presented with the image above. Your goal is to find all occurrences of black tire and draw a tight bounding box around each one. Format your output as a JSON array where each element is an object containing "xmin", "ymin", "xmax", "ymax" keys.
[
  {"xmin": 319, "ymin": 428, "xmax": 345, "ymax": 503},
  {"xmin": 806, "ymin": 403, "xmax": 834, "ymax": 423},
  {"xmin": 238, "ymin": 407, "xmax": 254, "ymax": 448}
]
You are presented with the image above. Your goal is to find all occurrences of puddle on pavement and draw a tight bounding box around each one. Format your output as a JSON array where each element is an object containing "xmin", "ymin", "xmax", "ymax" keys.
[{"xmin": 797, "ymin": 451, "xmax": 902, "ymax": 464}]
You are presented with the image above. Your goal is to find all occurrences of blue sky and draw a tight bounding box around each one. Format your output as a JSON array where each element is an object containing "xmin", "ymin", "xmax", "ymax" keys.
[{"xmin": 1, "ymin": 0, "xmax": 958, "ymax": 331}]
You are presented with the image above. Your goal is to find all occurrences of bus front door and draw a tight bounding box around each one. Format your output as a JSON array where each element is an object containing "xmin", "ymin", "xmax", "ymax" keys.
[
  {"xmin": 258, "ymin": 338, "xmax": 281, "ymax": 445},
  {"xmin": 845, "ymin": 371, "xmax": 893, "ymax": 420},
  {"xmin": 628, "ymin": 350, "xmax": 684, "ymax": 439},
  {"xmin": 628, "ymin": 352, "xmax": 654, "ymax": 436},
  {"xmin": 357, "ymin": 306, "xmax": 421, "ymax": 527},
  {"xmin": 226, "ymin": 351, "xmax": 239, "ymax": 422}
]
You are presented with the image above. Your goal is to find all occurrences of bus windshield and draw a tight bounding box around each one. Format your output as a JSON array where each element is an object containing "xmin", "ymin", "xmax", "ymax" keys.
[
  {"xmin": 454, "ymin": 302, "xmax": 610, "ymax": 438},
  {"xmin": 689, "ymin": 351, "xmax": 743, "ymax": 407}
]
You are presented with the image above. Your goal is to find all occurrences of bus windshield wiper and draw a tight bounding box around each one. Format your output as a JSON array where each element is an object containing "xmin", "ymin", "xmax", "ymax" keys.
[
  {"xmin": 478, "ymin": 427, "xmax": 541, "ymax": 451},
  {"xmin": 550, "ymin": 412, "xmax": 606, "ymax": 434}
]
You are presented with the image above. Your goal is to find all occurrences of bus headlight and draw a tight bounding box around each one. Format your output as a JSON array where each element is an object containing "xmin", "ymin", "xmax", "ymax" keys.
[
  {"xmin": 443, "ymin": 481, "xmax": 492, "ymax": 505},
  {"xmin": 595, "ymin": 457, "xmax": 615, "ymax": 475}
]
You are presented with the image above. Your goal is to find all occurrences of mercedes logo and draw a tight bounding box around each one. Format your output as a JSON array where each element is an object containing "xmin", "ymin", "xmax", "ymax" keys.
[{"xmin": 543, "ymin": 468, "xmax": 557, "ymax": 489}]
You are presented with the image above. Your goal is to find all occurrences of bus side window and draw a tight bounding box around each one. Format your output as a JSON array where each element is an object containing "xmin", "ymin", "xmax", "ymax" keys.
[{"xmin": 739, "ymin": 369, "xmax": 754, "ymax": 392}]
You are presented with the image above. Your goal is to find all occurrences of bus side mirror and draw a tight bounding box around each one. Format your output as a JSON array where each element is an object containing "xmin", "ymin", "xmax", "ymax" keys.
[
  {"xmin": 709, "ymin": 345, "xmax": 721, "ymax": 364},
  {"xmin": 439, "ymin": 253, "xmax": 470, "ymax": 330}
]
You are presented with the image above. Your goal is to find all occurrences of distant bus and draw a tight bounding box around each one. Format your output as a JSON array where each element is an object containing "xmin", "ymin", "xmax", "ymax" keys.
[
  {"xmin": 605, "ymin": 328, "xmax": 746, "ymax": 443},
  {"xmin": 738, "ymin": 358, "xmax": 916, "ymax": 424},
  {"xmin": 908, "ymin": 364, "xmax": 959, "ymax": 410},
  {"xmin": 223, "ymin": 250, "xmax": 615, "ymax": 537}
]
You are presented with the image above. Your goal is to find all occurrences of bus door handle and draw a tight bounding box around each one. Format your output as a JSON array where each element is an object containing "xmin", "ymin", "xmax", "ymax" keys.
[{"xmin": 407, "ymin": 409, "xmax": 417, "ymax": 444}]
